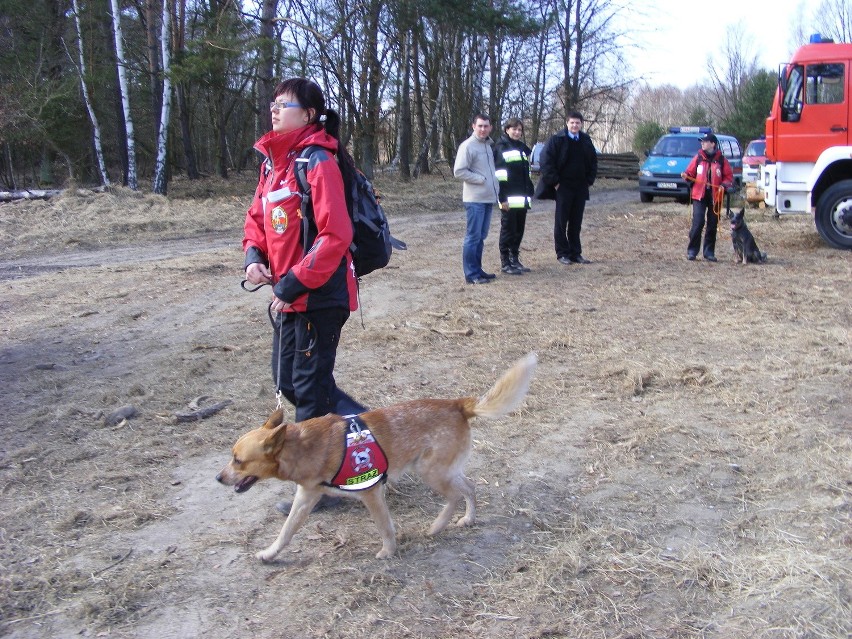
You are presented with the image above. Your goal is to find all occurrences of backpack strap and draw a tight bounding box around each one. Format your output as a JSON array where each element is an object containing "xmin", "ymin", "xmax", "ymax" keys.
[{"xmin": 294, "ymin": 145, "xmax": 324, "ymax": 256}]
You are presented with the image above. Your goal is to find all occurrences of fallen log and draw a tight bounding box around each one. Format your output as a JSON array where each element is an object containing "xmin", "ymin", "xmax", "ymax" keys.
[
  {"xmin": 0, "ymin": 189, "xmax": 64, "ymax": 202},
  {"xmin": 0, "ymin": 186, "xmax": 110, "ymax": 203}
]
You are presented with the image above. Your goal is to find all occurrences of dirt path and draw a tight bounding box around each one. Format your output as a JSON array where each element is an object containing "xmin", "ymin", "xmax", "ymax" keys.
[{"xmin": 0, "ymin": 180, "xmax": 849, "ymax": 639}]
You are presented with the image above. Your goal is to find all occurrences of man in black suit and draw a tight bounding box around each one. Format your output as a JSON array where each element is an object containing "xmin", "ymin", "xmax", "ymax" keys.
[{"xmin": 535, "ymin": 111, "xmax": 598, "ymax": 264}]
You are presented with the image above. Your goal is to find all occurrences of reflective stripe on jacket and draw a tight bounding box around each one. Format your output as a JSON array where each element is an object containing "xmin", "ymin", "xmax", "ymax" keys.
[{"xmin": 493, "ymin": 134, "xmax": 534, "ymax": 208}]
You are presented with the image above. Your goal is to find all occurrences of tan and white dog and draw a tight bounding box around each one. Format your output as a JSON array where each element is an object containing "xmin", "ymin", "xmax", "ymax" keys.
[{"xmin": 216, "ymin": 353, "xmax": 537, "ymax": 562}]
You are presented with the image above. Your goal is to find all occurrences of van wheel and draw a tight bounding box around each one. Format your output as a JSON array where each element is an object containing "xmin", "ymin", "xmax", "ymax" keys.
[
  {"xmin": 815, "ymin": 180, "xmax": 852, "ymax": 249},
  {"xmin": 640, "ymin": 192, "xmax": 653, "ymax": 203}
]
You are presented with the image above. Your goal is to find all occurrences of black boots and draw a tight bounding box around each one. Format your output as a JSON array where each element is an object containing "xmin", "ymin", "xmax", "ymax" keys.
[
  {"xmin": 501, "ymin": 253, "xmax": 530, "ymax": 274},
  {"xmin": 509, "ymin": 253, "xmax": 530, "ymax": 272},
  {"xmin": 501, "ymin": 254, "xmax": 522, "ymax": 274}
]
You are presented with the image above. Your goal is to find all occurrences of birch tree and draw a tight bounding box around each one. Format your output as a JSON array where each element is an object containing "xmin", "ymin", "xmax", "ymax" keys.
[
  {"xmin": 111, "ymin": 0, "xmax": 138, "ymax": 189},
  {"xmin": 70, "ymin": 0, "xmax": 111, "ymax": 186},
  {"xmin": 153, "ymin": 0, "xmax": 173, "ymax": 195}
]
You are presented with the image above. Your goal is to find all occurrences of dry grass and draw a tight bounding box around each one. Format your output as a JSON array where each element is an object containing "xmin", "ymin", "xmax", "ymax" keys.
[{"xmin": 0, "ymin": 173, "xmax": 849, "ymax": 638}]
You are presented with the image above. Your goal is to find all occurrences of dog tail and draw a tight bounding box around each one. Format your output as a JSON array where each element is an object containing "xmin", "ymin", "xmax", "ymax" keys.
[{"xmin": 467, "ymin": 352, "xmax": 537, "ymax": 419}]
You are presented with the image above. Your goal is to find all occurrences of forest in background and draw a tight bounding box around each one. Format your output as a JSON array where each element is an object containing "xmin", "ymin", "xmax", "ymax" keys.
[{"xmin": 1, "ymin": 0, "xmax": 850, "ymax": 193}]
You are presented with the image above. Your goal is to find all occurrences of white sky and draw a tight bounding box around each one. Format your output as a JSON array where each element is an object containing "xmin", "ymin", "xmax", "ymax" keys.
[{"xmin": 627, "ymin": 0, "xmax": 813, "ymax": 88}]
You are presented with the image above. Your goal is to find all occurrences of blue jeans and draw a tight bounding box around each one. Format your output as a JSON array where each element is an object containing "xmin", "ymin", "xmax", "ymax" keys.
[{"xmin": 463, "ymin": 202, "xmax": 494, "ymax": 279}]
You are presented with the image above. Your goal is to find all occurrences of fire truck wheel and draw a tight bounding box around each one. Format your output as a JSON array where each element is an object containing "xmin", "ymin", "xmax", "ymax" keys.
[{"xmin": 815, "ymin": 180, "xmax": 852, "ymax": 250}]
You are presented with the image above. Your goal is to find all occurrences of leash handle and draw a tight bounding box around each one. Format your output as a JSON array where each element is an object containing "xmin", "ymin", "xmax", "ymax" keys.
[{"xmin": 240, "ymin": 278, "xmax": 268, "ymax": 293}]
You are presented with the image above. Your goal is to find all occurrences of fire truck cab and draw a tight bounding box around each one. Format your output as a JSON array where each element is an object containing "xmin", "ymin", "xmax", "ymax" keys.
[{"xmin": 763, "ymin": 35, "xmax": 852, "ymax": 249}]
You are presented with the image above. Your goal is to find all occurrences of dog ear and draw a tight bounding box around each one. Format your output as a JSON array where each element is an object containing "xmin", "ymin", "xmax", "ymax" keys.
[
  {"xmin": 261, "ymin": 407, "xmax": 285, "ymax": 430},
  {"xmin": 263, "ymin": 422, "xmax": 289, "ymax": 455}
]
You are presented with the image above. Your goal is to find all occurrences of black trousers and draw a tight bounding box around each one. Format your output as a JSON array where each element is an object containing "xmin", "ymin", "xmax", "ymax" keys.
[
  {"xmin": 271, "ymin": 306, "xmax": 365, "ymax": 422},
  {"xmin": 688, "ymin": 193, "xmax": 718, "ymax": 257},
  {"xmin": 554, "ymin": 186, "xmax": 586, "ymax": 259},
  {"xmin": 499, "ymin": 207, "xmax": 528, "ymax": 261}
]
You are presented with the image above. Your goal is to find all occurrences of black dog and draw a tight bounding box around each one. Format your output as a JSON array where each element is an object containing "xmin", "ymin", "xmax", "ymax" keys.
[{"xmin": 728, "ymin": 208, "xmax": 767, "ymax": 264}]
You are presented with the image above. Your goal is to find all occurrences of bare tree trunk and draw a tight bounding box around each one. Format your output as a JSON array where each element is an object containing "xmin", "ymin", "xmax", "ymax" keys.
[
  {"xmin": 70, "ymin": 0, "xmax": 110, "ymax": 186},
  {"xmin": 110, "ymin": 0, "xmax": 138, "ymax": 190},
  {"xmin": 414, "ymin": 81, "xmax": 441, "ymax": 178},
  {"xmin": 173, "ymin": 0, "xmax": 198, "ymax": 179},
  {"xmin": 257, "ymin": 0, "xmax": 278, "ymax": 138},
  {"xmin": 530, "ymin": 24, "xmax": 548, "ymax": 141},
  {"xmin": 412, "ymin": 30, "xmax": 430, "ymax": 175},
  {"xmin": 358, "ymin": 0, "xmax": 382, "ymax": 179},
  {"xmin": 1, "ymin": 144, "xmax": 16, "ymax": 190},
  {"xmin": 396, "ymin": 28, "xmax": 411, "ymax": 181},
  {"xmin": 144, "ymin": 0, "xmax": 162, "ymax": 132},
  {"xmin": 153, "ymin": 0, "xmax": 173, "ymax": 195},
  {"xmin": 570, "ymin": 0, "xmax": 582, "ymax": 108}
]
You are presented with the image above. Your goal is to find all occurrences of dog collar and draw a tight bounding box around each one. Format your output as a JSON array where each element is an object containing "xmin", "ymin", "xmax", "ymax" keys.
[{"xmin": 323, "ymin": 415, "xmax": 388, "ymax": 491}]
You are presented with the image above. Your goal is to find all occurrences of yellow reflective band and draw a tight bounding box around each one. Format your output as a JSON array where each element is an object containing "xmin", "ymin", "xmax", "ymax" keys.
[
  {"xmin": 495, "ymin": 169, "xmax": 508, "ymax": 182},
  {"xmin": 507, "ymin": 196, "xmax": 528, "ymax": 208},
  {"xmin": 503, "ymin": 149, "xmax": 523, "ymax": 162}
]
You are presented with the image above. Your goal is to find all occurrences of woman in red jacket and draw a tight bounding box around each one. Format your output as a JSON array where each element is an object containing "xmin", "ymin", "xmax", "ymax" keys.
[
  {"xmin": 243, "ymin": 78, "xmax": 364, "ymax": 423},
  {"xmin": 681, "ymin": 132, "xmax": 733, "ymax": 262}
]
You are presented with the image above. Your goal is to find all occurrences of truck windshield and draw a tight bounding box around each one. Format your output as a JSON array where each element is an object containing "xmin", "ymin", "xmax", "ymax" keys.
[{"xmin": 650, "ymin": 137, "xmax": 701, "ymax": 156}]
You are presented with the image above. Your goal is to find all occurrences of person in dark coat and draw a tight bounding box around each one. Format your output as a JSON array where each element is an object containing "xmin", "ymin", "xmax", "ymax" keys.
[
  {"xmin": 493, "ymin": 117, "xmax": 535, "ymax": 274},
  {"xmin": 535, "ymin": 111, "xmax": 598, "ymax": 264}
]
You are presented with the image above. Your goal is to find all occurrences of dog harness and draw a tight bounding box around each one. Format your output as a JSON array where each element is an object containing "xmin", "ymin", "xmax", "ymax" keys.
[{"xmin": 324, "ymin": 415, "xmax": 389, "ymax": 491}]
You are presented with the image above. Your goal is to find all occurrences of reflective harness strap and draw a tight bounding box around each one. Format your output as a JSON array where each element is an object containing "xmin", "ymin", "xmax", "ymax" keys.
[{"xmin": 322, "ymin": 415, "xmax": 389, "ymax": 491}]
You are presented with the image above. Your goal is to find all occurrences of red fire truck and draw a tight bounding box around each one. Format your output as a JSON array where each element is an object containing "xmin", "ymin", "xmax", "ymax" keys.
[{"xmin": 763, "ymin": 35, "xmax": 852, "ymax": 249}]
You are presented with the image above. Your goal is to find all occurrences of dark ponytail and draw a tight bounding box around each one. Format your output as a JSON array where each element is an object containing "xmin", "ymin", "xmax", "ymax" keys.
[{"xmin": 274, "ymin": 78, "xmax": 356, "ymax": 211}]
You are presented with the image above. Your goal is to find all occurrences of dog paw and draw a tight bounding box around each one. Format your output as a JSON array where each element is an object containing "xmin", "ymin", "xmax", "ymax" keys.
[
  {"xmin": 375, "ymin": 547, "xmax": 395, "ymax": 560},
  {"xmin": 256, "ymin": 547, "xmax": 279, "ymax": 563},
  {"xmin": 455, "ymin": 515, "xmax": 475, "ymax": 528}
]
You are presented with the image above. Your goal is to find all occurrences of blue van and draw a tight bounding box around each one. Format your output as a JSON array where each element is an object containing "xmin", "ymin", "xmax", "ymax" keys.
[{"xmin": 638, "ymin": 127, "xmax": 742, "ymax": 203}]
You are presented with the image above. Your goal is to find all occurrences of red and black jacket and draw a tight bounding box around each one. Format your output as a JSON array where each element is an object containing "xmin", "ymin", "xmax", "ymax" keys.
[
  {"xmin": 243, "ymin": 125, "xmax": 357, "ymax": 312},
  {"xmin": 684, "ymin": 149, "xmax": 733, "ymax": 202}
]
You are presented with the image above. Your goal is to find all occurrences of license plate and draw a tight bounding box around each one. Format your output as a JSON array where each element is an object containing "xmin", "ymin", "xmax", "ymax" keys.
[{"xmin": 658, "ymin": 182, "xmax": 678, "ymax": 189}]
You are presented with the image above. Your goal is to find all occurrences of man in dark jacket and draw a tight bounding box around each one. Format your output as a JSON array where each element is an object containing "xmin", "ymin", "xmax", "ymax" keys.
[
  {"xmin": 493, "ymin": 117, "xmax": 535, "ymax": 274},
  {"xmin": 535, "ymin": 111, "xmax": 598, "ymax": 264}
]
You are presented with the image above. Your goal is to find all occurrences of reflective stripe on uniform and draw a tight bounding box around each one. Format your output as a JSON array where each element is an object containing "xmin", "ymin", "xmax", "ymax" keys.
[
  {"xmin": 502, "ymin": 149, "xmax": 524, "ymax": 163},
  {"xmin": 507, "ymin": 195, "xmax": 529, "ymax": 208},
  {"xmin": 495, "ymin": 168, "xmax": 508, "ymax": 182}
]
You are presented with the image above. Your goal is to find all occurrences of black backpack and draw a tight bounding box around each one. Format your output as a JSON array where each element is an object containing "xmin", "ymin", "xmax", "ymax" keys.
[{"xmin": 294, "ymin": 146, "xmax": 393, "ymax": 277}]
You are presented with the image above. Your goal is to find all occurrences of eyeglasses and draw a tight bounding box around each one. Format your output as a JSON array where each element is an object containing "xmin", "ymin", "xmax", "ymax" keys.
[{"xmin": 270, "ymin": 101, "xmax": 302, "ymax": 111}]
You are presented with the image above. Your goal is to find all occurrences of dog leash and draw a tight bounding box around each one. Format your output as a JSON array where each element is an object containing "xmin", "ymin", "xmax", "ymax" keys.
[
  {"xmin": 683, "ymin": 175, "xmax": 726, "ymax": 219},
  {"xmin": 240, "ymin": 279, "xmax": 318, "ymax": 409}
]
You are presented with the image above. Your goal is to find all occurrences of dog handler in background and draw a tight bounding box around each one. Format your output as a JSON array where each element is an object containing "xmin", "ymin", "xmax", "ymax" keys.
[
  {"xmin": 681, "ymin": 132, "xmax": 734, "ymax": 262},
  {"xmin": 242, "ymin": 78, "xmax": 366, "ymax": 474}
]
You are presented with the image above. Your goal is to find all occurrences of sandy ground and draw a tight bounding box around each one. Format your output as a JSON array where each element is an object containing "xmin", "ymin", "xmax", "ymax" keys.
[{"xmin": 0, "ymin": 174, "xmax": 849, "ymax": 639}]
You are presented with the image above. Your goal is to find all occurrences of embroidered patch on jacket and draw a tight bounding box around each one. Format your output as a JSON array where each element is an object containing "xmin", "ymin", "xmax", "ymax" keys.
[
  {"xmin": 328, "ymin": 415, "xmax": 389, "ymax": 491},
  {"xmin": 271, "ymin": 206, "xmax": 288, "ymax": 234}
]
